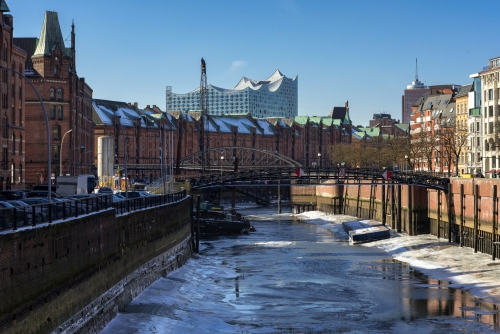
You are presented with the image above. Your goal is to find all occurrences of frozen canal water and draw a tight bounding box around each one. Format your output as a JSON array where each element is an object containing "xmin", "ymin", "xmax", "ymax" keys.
[{"xmin": 101, "ymin": 207, "xmax": 500, "ymax": 333}]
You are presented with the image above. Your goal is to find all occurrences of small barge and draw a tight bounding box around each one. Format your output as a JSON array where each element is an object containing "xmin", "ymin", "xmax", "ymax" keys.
[
  {"xmin": 342, "ymin": 219, "xmax": 391, "ymax": 243},
  {"xmin": 195, "ymin": 202, "xmax": 253, "ymax": 235}
]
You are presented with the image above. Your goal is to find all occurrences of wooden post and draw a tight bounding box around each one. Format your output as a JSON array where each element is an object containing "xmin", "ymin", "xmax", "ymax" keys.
[
  {"xmin": 190, "ymin": 195, "xmax": 195, "ymax": 250},
  {"xmin": 460, "ymin": 184, "xmax": 464, "ymax": 247},
  {"xmin": 232, "ymin": 157, "xmax": 239, "ymax": 208},
  {"xmin": 492, "ymin": 185, "xmax": 497, "ymax": 260},
  {"xmin": 196, "ymin": 195, "xmax": 200, "ymax": 253},
  {"xmin": 382, "ymin": 180, "xmax": 386, "ymax": 226},
  {"xmin": 356, "ymin": 183, "xmax": 361, "ymax": 217},
  {"xmin": 397, "ymin": 184, "xmax": 402, "ymax": 233},
  {"xmin": 278, "ymin": 179, "xmax": 281, "ymax": 214},
  {"xmin": 437, "ymin": 190, "xmax": 441, "ymax": 239},
  {"xmin": 408, "ymin": 184, "xmax": 413, "ymax": 236},
  {"xmin": 448, "ymin": 183, "xmax": 452, "ymax": 243},
  {"xmin": 391, "ymin": 185, "xmax": 396, "ymax": 229},
  {"xmin": 474, "ymin": 184, "xmax": 479, "ymax": 253}
]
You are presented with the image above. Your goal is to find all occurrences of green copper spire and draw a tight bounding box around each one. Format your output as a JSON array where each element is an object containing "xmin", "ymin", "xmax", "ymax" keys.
[{"xmin": 33, "ymin": 11, "xmax": 69, "ymax": 57}]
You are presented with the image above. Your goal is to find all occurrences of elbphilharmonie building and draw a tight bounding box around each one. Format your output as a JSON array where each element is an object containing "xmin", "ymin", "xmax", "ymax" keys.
[{"xmin": 166, "ymin": 70, "xmax": 298, "ymax": 118}]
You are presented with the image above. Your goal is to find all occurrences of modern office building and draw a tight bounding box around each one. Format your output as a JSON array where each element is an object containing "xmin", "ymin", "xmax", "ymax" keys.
[
  {"xmin": 402, "ymin": 60, "xmax": 430, "ymax": 123},
  {"xmin": 166, "ymin": 70, "xmax": 298, "ymax": 118}
]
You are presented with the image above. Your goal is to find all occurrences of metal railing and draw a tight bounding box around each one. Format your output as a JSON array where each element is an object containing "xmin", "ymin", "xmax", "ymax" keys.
[{"xmin": 0, "ymin": 189, "xmax": 187, "ymax": 231}]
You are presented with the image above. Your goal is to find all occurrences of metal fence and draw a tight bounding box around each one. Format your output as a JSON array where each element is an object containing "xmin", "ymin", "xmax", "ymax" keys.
[{"xmin": 0, "ymin": 190, "xmax": 187, "ymax": 231}]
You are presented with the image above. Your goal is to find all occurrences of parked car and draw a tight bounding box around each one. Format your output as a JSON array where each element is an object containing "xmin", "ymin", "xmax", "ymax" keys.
[
  {"xmin": 116, "ymin": 191, "xmax": 141, "ymax": 199},
  {"xmin": 0, "ymin": 201, "xmax": 15, "ymax": 228},
  {"xmin": 112, "ymin": 194, "xmax": 126, "ymax": 202},
  {"xmin": 0, "ymin": 190, "xmax": 28, "ymax": 200},
  {"xmin": 6, "ymin": 200, "xmax": 35, "ymax": 225},
  {"xmin": 20, "ymin": 197, "xmax": 59, "ymax": 221},
  {"xmin": 27, "ymin": 190, "xmax": 57, "ymax": 198},
  {"xmin": 97, "ymin": 187, "xmax": 113, "ymax": 194}
]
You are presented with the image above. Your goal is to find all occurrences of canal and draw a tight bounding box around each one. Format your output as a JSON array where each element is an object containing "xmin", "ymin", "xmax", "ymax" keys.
[{"xmin": 101, "ymin": 207, "xmax": 500, "ymax": 333}]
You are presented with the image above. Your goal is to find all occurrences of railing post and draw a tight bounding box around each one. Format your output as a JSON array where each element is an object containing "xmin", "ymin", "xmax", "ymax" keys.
[
  {"xmin": 492, "ymin": 185, "xmax": 497, "ymax": 260},
  {"xmin": 460, "ymin": 184, "xmax": 464, "ymax": 247},
  {"xmin": 474, "ymin": 184, "xmax": 479, "ymax": 253}
]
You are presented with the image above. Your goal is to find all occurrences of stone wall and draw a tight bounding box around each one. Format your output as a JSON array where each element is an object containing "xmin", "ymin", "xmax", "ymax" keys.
[
  {"xmin": 0, "ymin": 196, "xmax": 193, "ymax": 334},
  {"xmin": 292, "ymin": 178, "xmax": 500, "ymax": 257}
]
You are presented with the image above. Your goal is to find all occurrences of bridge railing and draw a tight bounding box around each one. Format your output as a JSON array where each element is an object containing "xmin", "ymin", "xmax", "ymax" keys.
[{"xmin": 0, "ymin": 190, "xmax": 188, "ymax": 232}]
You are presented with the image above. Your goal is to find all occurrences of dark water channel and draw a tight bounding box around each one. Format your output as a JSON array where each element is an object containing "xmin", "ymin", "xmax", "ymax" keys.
[{"xmin": 101, "ymin": 208, "xmax": 500, "ymax": 333}]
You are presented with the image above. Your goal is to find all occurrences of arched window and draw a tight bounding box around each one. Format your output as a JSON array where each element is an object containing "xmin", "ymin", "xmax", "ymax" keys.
[
  {"xmin": 54, "ymin": 65, "xmax": 58, "ymax": 76},
  {"xmin": 57, "ymin": 105, "xmax": 63, "ymax": 120},
  {"xmin": 57, "ymin": 88, "xmax": 63, "ymax": 100},
  {"xmin": 50, "ymin": 88, "xmax": 55, "ymax": 100},
  {"xmin": 18, "ymin": 134, "xmax": 22, "ymax": 154},
  {"xmin": 53, "ymin": 144, "xmax": 60, "ymax": 159},
  {"xmin": 52, "ymin": 124, "xmax": 60, "ymax": 139},
  {"xmin": 11, "ymin": 133, "xmax": 15, "ymax": 154},
  {"xmin": 18, "ymin": 164, "xmax": 22, "ymax": 184}
]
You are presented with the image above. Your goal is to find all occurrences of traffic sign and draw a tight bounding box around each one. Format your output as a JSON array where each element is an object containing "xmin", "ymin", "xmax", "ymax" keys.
[
  {"xmin": 382, "ymin": 170, "xmax": 392, "ymax": 180},
  {"xmin": 339, "ymin": 168, "xmax": 346, "ymax": 178}
]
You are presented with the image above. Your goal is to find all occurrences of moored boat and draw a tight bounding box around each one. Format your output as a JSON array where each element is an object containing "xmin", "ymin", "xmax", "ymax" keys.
[{"xmin": 195, "ymin": 202, "xmax": 253, "ymax": 235}]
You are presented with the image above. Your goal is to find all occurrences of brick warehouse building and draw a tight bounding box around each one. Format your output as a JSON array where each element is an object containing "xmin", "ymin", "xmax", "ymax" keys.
[
  {"xmin": 5, "ymin": 3, "xmax": 353, "ymax": 188},
  {"xmin": 14, "ymin": 10, "xmax": 93, "ymax": 185},
  {"xmin": 92, "ymin": 99, "xmax": 352, "ymax": 184},
  {"xmin": 0, "ymin": 1, "xmax": 27, "ymax": 190}
]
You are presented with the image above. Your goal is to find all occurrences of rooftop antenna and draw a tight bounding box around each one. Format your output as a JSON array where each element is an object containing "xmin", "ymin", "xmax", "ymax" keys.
[{"xmin": 415, "ymin": 58, "xmax": 418, "ymax": 82}]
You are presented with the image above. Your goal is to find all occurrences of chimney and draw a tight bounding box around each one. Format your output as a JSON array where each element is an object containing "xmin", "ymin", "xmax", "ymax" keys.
[{"xmin": 134, "ymin": 102, "xmax": 138, "ymax": 108}]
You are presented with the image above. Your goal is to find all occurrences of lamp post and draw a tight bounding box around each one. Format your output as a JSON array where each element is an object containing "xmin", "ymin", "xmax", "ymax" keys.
[
  {"xmin": 220, "ymin": 155, "xmax": 224, "ymax": 176},
  {"xmin": 317, "ymin": 152, "xmax": 321, "ymax": 181},
  {"xmin": 60, "ymin": 129, "xmax": 73, "ymax": 176},
  {"xmin": 80, "ymin": 149, "xmax": 92, "ymax": 175},
  {"xmin": 116, "ymin": 115, "xmax": 128, "ymax": 199},
  {"xmin": 405, "ymin": 155, "xmax": 408, "ymax": 176},
  {"xmin": 0, "ymin": 66, "xmax": 51, "ymax": 202}
]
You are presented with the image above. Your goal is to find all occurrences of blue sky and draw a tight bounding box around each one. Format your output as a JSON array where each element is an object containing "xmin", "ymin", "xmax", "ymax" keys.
[{"xmin": 8, "ymin": 0, "xmax": 500, "ymax": 126}]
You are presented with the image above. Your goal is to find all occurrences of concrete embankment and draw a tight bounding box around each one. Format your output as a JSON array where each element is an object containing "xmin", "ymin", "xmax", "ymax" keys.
[{"xmin": 0, "ymin": 196, "xmax": 193, "ymax": 334}]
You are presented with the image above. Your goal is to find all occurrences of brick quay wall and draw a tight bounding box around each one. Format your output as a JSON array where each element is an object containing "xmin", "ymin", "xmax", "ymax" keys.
[
  {"xmin": 291, "ymin": 178, "xmax": 500, "ymax": 257},
  {"xmin": 0, "ymin": 196, "xmax": 193, "ymax": 334}
]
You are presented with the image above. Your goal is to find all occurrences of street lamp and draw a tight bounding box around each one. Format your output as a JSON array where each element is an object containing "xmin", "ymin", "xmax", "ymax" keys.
[
  {"xmin": 80, "ymin": 149, "xmax": 92, "ymax": 175},
  {"xmin": 405, "ymin": 155, "xmax": 408, "ymax": 175},
  {"xmin": 116, "ymin": 115, "xmax": 128, "ymax": 199},
  {"xmin": 60, "ymin": 129, "xmax": 73, "ymax": 176},
  {"xmin": 220, "ymin": 155, "xmax": 224, "ymax": 176},
  {"xmin": 0, "ymin": 66, "xmax": 51, "ymax": 202},
  {"xmin": 317, "ymin": 152, "xmax": 321, "ymax": 181}
]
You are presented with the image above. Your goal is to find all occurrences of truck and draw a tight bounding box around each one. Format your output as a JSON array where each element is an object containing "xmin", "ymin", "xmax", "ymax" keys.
[{"xmin": 56, "ymin": 175, "xmax": 96, "ymax": 197}]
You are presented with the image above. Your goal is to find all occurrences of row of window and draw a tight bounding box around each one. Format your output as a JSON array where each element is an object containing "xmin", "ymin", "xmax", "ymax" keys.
[
  {"xmin": 49, "ymin": 88, "xmax": 64, "ymax": 101},
  {"xmin": 50, "ymin": 105, "xmax": 64, "ymax": 120}
]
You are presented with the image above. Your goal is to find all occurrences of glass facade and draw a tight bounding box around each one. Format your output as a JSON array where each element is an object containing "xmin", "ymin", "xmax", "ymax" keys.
[{"xmin": 167, "ymin": 70, "xmax": 298, "ymax": 118}]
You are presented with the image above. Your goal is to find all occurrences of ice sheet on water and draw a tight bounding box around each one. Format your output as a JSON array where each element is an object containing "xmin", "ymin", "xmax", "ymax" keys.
[{"xmin": 295, "ymin": 210, "xmax": 500, "ymax": 305}]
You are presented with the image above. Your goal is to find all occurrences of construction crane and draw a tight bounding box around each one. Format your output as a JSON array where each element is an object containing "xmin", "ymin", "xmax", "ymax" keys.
[{"xmin": 199, "ymin": 58, "xmax": 209, "ymax": 174}]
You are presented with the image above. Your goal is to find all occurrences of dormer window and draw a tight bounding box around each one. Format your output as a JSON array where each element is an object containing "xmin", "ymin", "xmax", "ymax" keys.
[{"xmin": 54, "ymin": 65, "xmax": 59, "ymax": 77}]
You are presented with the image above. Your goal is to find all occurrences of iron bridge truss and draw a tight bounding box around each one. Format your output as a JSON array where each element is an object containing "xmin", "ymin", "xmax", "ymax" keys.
[{"xmin": 181, "ymin": 167, "xmax": 450, "ymax": 192}]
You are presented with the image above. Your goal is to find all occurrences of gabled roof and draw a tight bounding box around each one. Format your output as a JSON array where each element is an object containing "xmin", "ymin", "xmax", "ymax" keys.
[
  {"xmin": 455, "ymin": 84, "xmax": 472, "ymax": 98},
  {"xmin": 33, "ymin": 11, "xmax": 69, "ymax": 57}
]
